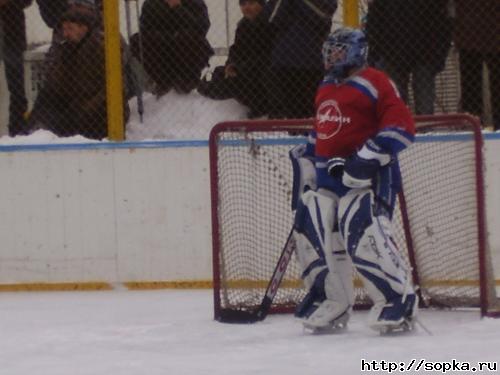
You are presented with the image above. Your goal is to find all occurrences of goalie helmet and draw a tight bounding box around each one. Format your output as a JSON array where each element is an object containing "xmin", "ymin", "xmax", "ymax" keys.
[{"xmin": 322, "ymin": 28, "xmax": 368, "ymax": 82}]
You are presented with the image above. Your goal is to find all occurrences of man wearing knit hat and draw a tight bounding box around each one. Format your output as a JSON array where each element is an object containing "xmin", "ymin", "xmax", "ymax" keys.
[
  {"xmin": 36, "ymin": 0, "xmax": 100, "ymax": 43},
  {"xmin": 28, "ymin": 7, "xmax": 129, "ymax": 139}
]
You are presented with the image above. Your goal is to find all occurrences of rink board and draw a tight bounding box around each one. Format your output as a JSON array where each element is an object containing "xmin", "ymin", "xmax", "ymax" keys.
[{"xmin": 0, "ymin": 135, "xmax": 498, "ymax": 290}]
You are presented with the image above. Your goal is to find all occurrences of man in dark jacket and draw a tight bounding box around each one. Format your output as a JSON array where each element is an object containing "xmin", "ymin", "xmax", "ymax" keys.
[
  {"xmin": 29, "ymin": 9, "xmax": 129, "ymax": 139},
  {"xmin": 36, "ymin": 0, "xmax": 100, "ymax": 43},
  {"xmin": 455, "ymin": 0, "xmax": 500, "ymax": 130},
  {"xmin": 37, "ymin": 0, "xmax": 136, "ymax": 103},
  {"xmin": 263, "ymin": 0, "xmax": 337, "ymax": 119},
  {"xmin": 0, "ymin": 0, "xmax": 33, "ymax": 136},
  {"xmin": 198, "ymin": 0, "xmax": 271, "ymax": 118},
  {"xmin": 134, "ymin": 0, "xmax": 214, "ymax": 95},
  {"xmin": 366, "ymin": 0, "xmax": 452, "ymax": 114}
]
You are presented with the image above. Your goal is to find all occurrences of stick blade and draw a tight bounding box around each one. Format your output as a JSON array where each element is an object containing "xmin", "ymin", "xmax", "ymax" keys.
[
  {"xmin": 214, "ymin": 228, "xmax": 296, "ymax": 324},
  {"xmin": 215, "ymin": 308, "xmax": 264, "ymax": 324}
]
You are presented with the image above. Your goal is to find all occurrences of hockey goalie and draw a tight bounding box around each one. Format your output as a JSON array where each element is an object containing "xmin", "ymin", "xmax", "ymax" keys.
[{"xmin": 291, "ymin": 28, "xmax": 417, "ymax": 334}]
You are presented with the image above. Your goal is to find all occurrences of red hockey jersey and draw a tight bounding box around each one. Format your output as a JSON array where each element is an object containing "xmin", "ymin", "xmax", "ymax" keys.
[{"xmin": 313, "ymin": 67, "xmax": 415, "ymax": 159}]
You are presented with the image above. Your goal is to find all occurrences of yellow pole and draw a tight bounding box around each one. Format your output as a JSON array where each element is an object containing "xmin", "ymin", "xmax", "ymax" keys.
[
  {"xmin": 343, "ymin": 0, "xmax": 360, "ymax": 28},
  {"xmin": 103, "ymin": 0, "xmax": 125, "ymax": 141}
]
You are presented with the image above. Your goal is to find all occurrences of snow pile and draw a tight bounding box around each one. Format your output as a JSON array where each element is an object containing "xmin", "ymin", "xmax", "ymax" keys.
[
  {"xmin": 0, "ymin": 90, "xmax": 248, "ymax": 145},
  {"xmin": 0, "ymin": 91, "xmax": 249, "ymax": 145},
  {"xmin": 127, "ymin": 90, "xmax": 249, "ymax": 141},
  {"xmin": 0, "ymin": 129, "xmax": 101, "ymax": 145}
]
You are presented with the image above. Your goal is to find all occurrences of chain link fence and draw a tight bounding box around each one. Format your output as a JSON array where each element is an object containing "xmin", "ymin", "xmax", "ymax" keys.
[{"xmin": 0, "ymin": 0, "xmax": 498, "ymax": 140}]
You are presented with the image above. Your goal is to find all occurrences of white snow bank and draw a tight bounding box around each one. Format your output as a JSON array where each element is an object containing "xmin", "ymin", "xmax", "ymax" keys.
[
  {"xmin": 127, "ymin": 90, "xmax": 249, "ymax": 141},
  {"xmin": 0, "ymin": 91, "xmax": 250, "ymax": 145}
]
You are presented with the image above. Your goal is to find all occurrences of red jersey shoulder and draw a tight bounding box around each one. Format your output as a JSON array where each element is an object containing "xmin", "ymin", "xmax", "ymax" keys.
[{"xmin": 357, "ymin": 67, "xmax": 402, "ymax": 98}]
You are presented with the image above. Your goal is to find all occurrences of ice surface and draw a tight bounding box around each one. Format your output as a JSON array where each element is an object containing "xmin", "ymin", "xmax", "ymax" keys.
[{"xmin": 1, "ymin": 289, "xmax": 499, "ymax": 375}]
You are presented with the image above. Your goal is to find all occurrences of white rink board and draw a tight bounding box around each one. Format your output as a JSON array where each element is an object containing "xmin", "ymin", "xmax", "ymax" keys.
[
  {"xmin": 0, "ymin": 144, "xmax": 212, "ymax": 284},
  {"xmin": 0, "ymin": 137, "xmax": 499, "ymax": 285},
  {"xmin": 484, "ymin": 137, "xmax": 500, "ymax": 279}
]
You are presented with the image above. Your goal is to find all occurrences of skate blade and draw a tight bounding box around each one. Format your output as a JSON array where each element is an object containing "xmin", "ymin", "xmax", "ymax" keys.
[
  {"xmin": 373, "ymin": 318, "xmax": 416, "ymax": 336},
  {"xmin": 303, "ymin": 314, "xmax": 349, "ymax": 335},
  {"xmin": 305, "ymin": 322, "xmax": 348, "ymax": 335}
]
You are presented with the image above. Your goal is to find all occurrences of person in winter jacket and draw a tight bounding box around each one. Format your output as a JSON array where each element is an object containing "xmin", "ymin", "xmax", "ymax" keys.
[
  {"xmin": 29, "ymin": 9, "xmax": 129, "ymax": 139},
  {"xmin": 197, "ymin": 0, "xmax": 271, "ymax": 118},
  {"xmin": 133, "ymin": 0, "xmax": 214, "ymax": 95},
  {"xmin": 454, "ymin": 0, "xmax": 500, "ymax": 130},
  {"xmin": 0, "ymin": 0, "xmax": 33, "ymax": 136},
  {"xmin": 365, "ymin": 0, "xmax": 452, "ymax": 114},
  {"xmin": 263, "ymin": 0, "xmax": 337, "ymax": 119}
]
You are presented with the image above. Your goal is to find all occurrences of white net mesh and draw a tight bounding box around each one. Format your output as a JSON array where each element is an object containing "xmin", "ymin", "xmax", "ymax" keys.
[{"xmin": 210, "ymin": 116, "xmax": 500, "ymax": 320}]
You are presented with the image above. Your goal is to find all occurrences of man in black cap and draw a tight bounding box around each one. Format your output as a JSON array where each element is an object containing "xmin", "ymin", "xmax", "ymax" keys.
[{"xmin": 133, "ymin": 0, "xmax": 213, "ymax": 95}]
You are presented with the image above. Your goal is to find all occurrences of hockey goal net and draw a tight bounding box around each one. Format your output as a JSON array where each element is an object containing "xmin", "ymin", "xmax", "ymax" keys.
[{"xmin": 209, "ymin": 114, "xmax": 500, "ymax": 322}]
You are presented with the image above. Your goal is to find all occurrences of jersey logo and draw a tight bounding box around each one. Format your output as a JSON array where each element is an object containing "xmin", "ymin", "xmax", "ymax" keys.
[{"xmin": 316, "ymin": 99, "xmax": 351, "ymax": 140}]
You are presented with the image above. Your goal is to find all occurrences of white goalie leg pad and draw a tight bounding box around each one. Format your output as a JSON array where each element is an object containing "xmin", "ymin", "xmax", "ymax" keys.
[
  {"xmin": 304, "ymin": 237, "xmax": 354, "ymax": 331},
  {"xmin": 292, "ymin": 230, "xmax": 329, "ymax": 320},
  {"xmin": 338, "ymin": 189, "xmax": 417, "ymax": 330},
  {"xmin": 293, "ymin": 192, "xmax": 330, "ymax": 319},
  {"xmin": 294, "ymin": 231, "xmax": 328, "ymax": 291},
  {"xmin": 298, "ymin": 189, "xmax": 354, "ymax": 330},
  {"xmin": 289, "ymin": 144, "xmax": 317, "ymax": 211}
]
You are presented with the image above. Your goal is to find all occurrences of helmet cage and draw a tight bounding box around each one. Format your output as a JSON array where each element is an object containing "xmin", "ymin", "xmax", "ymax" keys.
[
  {"xmin": 323, "ymin": 42, "xmax": 349, "ymax": 72},
  {"xmin": 322, "ymin": 28, "xmax": 367, "ymax": 82}
]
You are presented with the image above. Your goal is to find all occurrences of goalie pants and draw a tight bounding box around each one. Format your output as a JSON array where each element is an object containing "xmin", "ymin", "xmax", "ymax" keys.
[{"xmin": 295, "ymin": 164, "xmax": 413, "ymax": 308}]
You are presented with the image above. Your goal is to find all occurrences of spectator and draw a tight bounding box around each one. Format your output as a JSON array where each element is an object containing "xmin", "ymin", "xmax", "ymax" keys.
[
  {"xmin": 263, "ymin": 0, "xmax": 337, "ymax": 119},
  {"xmin": 36, "ymin": 0, "xmax": 65, "ymax": 25},
  {"xmin": 36, "ymin": 0, "xmax": 100, "ymax": 44},
  {"xmin": 197, "ymin": 0, "xmax": 271, "ymax": 118},
  {"xmin": 133, "ymin": 0, "xmax": 214, "ymax": 95},
  {"xmin": 365, "ymin": 0, "xmax": 452, "ymax": 115},
  {"xmin": 0, "ymin": 0, "xmax": 33, "ymax": 136},
  {"xmin": 37, "ymin": 0, "xmax": 137, "ymax": 101},
  {"xmin": 28, "ymin": 9, "xmax": 129, "ymax": 139},
  {"xmin": 454, "ymin": 0, "xmax": 500, "ymax": 130}
]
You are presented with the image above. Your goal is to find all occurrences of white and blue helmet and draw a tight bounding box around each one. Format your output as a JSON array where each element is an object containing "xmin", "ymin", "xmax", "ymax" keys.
[{"xmin": 322, "ymin": 28, "xmax": 368, "ymax": 81}]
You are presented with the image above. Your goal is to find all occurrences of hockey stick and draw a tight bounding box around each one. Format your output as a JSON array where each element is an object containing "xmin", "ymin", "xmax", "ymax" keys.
[
  {"xmin": 255, "ymin": 227, "xmax": 297, "ymax": 320},
  {"xmin": 218, "ymin": 227, "xmax": 297, "ymax": 323}
]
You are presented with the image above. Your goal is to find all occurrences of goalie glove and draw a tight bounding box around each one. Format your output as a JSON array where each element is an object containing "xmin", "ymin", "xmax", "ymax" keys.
[
  {"xmin": 326, "ymin": 157, "xmax": 345, "ymax": 178},
  {"xmin": 342, "ymin": 154, "xmax": 380, "ymax": 188},
  {"xmin": 342, "ymin": 141, "xmax": 392, "ymax": 189}
]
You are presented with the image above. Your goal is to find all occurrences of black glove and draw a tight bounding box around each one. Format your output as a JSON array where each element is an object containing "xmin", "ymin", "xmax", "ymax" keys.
[
  {"xmin": 326, "ymin": 157, "xmax": 346, "ymax": 178},
  {"xmin": 342, "ymin": 154, "xmax": 381, "ymax": 188}
]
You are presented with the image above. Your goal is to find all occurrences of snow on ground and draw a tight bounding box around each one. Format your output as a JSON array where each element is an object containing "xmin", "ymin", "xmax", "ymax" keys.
[{"xmin": 1, "ymin": 289, "xmax": 499, "ymax": 375}]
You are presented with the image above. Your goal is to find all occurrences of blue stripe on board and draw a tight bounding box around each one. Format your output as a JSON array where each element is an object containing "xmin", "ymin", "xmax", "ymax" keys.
[
  {"xmin": 0, "ymin": 132, "xmax": 499, "ymax": 153},
  {"xmin": 0, "ymin": 140, "xmax": 209, "ymax": 152}
]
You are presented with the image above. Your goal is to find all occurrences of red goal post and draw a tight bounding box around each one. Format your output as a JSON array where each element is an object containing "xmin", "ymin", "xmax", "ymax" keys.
[{"xmin": 209, "ymin": 114, "xmax": 500, "ymax": 322}]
